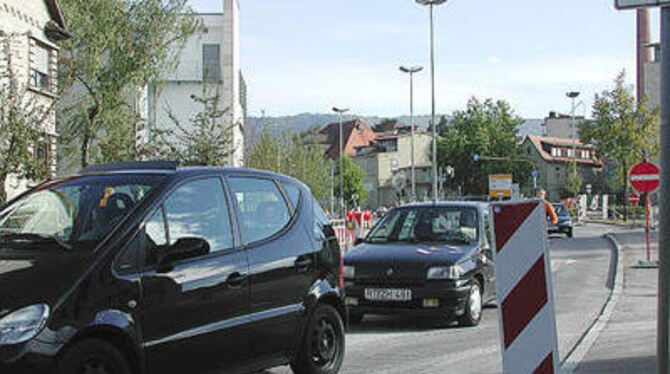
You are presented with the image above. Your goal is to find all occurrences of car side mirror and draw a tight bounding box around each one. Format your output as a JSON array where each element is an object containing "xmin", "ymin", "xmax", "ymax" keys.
[
  {"xmin": 158, "ymin": 237, "xmax": 210, "ymax": 267},
  {"xmin": 354, "ymin": 237, "xmax": 365, "ymax": 246}
]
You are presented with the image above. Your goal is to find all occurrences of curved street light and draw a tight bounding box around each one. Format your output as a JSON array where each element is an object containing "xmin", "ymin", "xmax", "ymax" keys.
[{"xmin": 399, "ymin": 65, "xmax": 423, "ymax": 202}]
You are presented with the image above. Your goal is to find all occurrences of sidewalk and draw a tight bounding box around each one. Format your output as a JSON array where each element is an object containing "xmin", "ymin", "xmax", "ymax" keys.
[{"xmin": 574, "ymin": 231, "xmax": 658, "ymax": 373}]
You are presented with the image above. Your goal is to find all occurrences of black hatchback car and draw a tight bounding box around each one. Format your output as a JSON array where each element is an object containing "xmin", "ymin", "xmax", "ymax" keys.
[
  {"xmin": 343, "ymin": 202, "xmax": 494, "ymax": 327},
  {"xmin": 0, "ymin": 162, "xmax": 345, "ymax": 374},
  {"xmin": 548, "ymin": 203, "xmax": 573, "ymax": 238}
]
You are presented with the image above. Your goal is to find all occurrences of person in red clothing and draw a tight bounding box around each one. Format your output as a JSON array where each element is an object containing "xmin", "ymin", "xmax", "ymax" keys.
[{"xmin": 536, "ymin": 188, "xmax": 558, "ymax": 225}]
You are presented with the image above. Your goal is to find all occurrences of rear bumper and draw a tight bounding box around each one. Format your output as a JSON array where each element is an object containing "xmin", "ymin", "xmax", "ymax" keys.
[
  {"xmin": 344, "ymin": 279, "xmax": 472, "ymax": 318},
  {"xmin": 548, "ymin": 224, "xmax": 572, "ymax": 234}
]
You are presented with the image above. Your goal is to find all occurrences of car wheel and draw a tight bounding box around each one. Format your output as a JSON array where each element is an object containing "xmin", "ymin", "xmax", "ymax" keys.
[
  {"xmin": 291, "ymin": 304, "xmax": 345, "ymax": 374},
  {"xmin": 348, "ymin": 312, "xmax": 364, "ymax": 325},
  {"xmin": 58, "ymin": 338, "xmax": 132, "ymax": 374},
  {"xmin": 567, "ymin": 229, "xmax": 573, "ymax": 238},
  {"xmin": 458, "ymin": 279, "xmax": 483, "ymax": 327}
]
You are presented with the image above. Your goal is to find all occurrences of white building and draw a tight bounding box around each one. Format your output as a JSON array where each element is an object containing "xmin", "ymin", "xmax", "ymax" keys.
[
  {"xmin": 0, "ymin": 0, "xmax": 69, "ymax": 200},
  {"xmin": 148, "ymin": 0, "xmax": 246, "ymax": 167}
]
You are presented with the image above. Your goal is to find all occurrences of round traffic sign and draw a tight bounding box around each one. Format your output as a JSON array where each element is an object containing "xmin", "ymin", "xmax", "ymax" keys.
[
  {"xmin": 630, "ymin": 162, "xmax": 660, "ymax": 194},
  {"xmin": 629, "ymin": 193, "xmax": 640, "ymax": 205}
]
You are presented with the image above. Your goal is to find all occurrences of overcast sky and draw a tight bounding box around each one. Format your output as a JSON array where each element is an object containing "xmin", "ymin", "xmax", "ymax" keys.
[{"xmin": 189, "ymin": 0, "xmax": 661, "ymax": 119}]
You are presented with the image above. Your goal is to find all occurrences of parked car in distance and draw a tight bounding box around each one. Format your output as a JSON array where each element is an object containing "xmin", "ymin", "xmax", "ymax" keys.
[
  {"xmin": 0, "ymin": 161, "xmax": 345, "ymax": 374},
  {"xmin": 343, "ymin": 202, "xmax": 495, "ymax": 327},
  {"xmin": 549, "ymin": 202, "xmax": 573, "ymax": 238}
]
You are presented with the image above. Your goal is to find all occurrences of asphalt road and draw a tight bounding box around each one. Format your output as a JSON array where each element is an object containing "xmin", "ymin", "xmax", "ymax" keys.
[{"xmin": 264, "ymin": 223, "xmax": 618, "ymax": 374}]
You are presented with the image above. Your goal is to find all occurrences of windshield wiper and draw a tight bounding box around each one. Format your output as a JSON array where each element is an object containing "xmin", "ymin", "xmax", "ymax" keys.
[{"xmin": 0, "ymin": 233, "xmax": 73, "ymax": 251}]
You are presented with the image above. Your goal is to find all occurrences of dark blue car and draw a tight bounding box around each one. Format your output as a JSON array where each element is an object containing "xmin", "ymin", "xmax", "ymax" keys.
[{"xmin": 343, "ymin": 202, "xmax": 495, "ymax": 327}]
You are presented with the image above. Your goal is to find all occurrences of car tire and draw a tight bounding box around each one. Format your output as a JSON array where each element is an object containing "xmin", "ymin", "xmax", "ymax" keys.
[
  {"xmin": 57, "ymin": 338, "xmax": 132, "ymax": 374},
  {"xmin": 348, "ymin": 312, "xmax": 364, "ymax": 325},
  {"xmin": 291, "ymin": 304, "xmax": 345, "ymax": 374},
  {"xmin": 458, "ymin": 279, "xmax": 483, "ymax": 327},
  {"xmin": 567, "ymin": 229, "xmax": 573, "ymax": 238}
]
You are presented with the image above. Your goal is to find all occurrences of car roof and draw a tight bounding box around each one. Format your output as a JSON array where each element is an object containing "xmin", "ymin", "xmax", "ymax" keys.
[{"xmin": 398, "ymin": 201, "xmax": 488, "ymax": 212}]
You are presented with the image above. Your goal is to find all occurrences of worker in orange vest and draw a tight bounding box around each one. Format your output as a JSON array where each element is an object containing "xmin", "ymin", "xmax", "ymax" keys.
[{"xmin": 536, "ymin": 188, "xmax": 558, "ymax": 225}]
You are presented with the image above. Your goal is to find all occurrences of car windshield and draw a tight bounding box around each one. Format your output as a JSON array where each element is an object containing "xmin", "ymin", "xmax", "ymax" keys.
[
  {"xmin": 553, "ymin": 204, "xmax": 569, "ymax": 216},
  {"xmin": 0, "ymin": 174, "xmax": 166, "ymax": 251},
  {"xmin": 366, "ymin": 206, "xmax": 478, "ymax": 244}
]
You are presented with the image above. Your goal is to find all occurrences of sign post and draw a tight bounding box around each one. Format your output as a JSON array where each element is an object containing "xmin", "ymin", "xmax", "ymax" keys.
[
  {"xmin": 630, "ymin": 161, "xmax": 660, "ymax": 266},
  {"xmin": 489, "ymin": 174, "xmax": 513, "ymax": 199}
]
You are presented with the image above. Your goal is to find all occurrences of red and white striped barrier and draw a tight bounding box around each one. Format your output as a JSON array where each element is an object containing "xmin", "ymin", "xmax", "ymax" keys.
[{"xmin": 491, "ymin": 200, "xmax": 559, "ymax": 374}]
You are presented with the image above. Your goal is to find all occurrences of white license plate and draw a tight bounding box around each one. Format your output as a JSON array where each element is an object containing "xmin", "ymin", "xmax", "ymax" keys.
[{"xmin": 364, "ymin": 288, "xmax": 412, "ymax": 301}]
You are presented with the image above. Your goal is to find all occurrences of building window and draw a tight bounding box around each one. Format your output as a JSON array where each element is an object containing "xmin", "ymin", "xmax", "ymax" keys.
[
  {"xmin": 551, "ymin": 147, "xmax": 559, "ymax": 157},
  {"xmin": 34, "ymin": 138, "xmax": 50, "ymax": 169},
  {"xmin": 202, "ymin": 44, "xmax": 221, "ymax": 81},
  {"xmin": 29, "ymin": 41, "xmax": 53, "ymax": 92}
]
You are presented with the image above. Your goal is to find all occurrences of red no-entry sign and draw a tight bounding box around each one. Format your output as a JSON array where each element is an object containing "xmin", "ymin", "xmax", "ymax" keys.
[
  {"xmin": 630, "ymin": 162, "xmax": 660, "ymax": 194},
  {"xmin": 629, "ymin": 193, "xmax": 640, "ymax": 205}
]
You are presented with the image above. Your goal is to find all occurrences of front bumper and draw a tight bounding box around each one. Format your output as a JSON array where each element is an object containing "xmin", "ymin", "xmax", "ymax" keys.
[
  {"xmin": 344, "ymin": 279, "xmax": 472, "ymax": 318},
  {"xmin": 548, "ymin": 224, "xmax": 572, "ymax": 234},
  {"xmin": 0, "ymin": 340, "xmax": 58, "ymax": 372}
]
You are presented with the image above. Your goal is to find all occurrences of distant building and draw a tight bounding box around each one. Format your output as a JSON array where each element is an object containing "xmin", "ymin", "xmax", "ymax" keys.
[
  {"xmin": 148, "ymin": 0, "xmax": 246, "ymax": 167},
  {"xmin": 643, "ymin": 43, "xmax": 660, "ymax": 110},
  {"xmin": 0, "ymin": 0, "xmax": 70, "ymax": 200},
  {"xmin": 316, "ymin": 119, "xmax": 378, "ymax": 160},
  {"xmin": 353, "ymin": 132, "xmax": 433, "ymax": 207},
  {"xmin": 542, "ymin": 111, "xmax": 585, "ymax": 139},
  {"xmin": 522, "ymin": 135, "xmax": 603, "ymax": 200}
]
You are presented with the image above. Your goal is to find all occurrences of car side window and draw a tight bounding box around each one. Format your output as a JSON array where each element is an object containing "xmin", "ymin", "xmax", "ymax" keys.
[
  {"xmin": 143, "ymin": 208, "xmax": 169, "ymax": 266},
  {"xmin": 281, "ymin": 182, "xmax": 301, "ymax": 211},
  {"xmin": 164, "ymin": 178, "xmax": 233, "ymax": 253},
  {"xmin": 228, "ymin": 177, "xmax": 291, "ymax": 244},
  {"xmin": 313, "ymin": 196, "xmax": 329, "ymax": 240}
]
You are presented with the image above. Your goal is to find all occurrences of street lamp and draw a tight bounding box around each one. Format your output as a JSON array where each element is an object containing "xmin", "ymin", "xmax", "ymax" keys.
[
  {"xmin": 333, "ymin": 106, "xmax": 349, "ymax": 221},
  {"xmin": 567, "ymin": 91, "xmax": 580, "ymax": 195},
  {"xmin": 399, "ymin": 65, "xmax": 424, "ymax": 202},
  {"xmin": 416, "ymin": 0, "xmax": 449, "ymax": 202}
]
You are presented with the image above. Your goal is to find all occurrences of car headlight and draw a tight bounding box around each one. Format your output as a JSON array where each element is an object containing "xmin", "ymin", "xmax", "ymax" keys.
[
  {"xmin": 342, "ymin": 265, "xmax": 355, "ymax": 279},
  {"xmin": 0, "ymin": 303, "xmax": 50, "ymax": 346},
  {"xmin": 427, "ymin": 265, "xmax": 463, "ymax": 280}
]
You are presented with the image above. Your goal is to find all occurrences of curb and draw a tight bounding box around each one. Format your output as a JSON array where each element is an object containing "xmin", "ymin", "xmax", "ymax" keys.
[{"xmin": 560, "ymin": 233, "xmax": 625, "ymax": 374}]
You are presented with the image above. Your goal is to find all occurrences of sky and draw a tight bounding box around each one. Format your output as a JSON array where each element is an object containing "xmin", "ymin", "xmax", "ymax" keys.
[{"xmin": 189, "ymin": 0, "xmax": 661, "ymax": 119}]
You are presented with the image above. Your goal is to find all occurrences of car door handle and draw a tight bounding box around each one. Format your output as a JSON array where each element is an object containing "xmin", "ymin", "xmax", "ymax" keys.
[
  {"xmin": 295, "ymin": 257, "xmax": 313, "ymax": 272},
  {"xmin": 226, "ymin": 272, "xmax": 247, "ymax": 288}
]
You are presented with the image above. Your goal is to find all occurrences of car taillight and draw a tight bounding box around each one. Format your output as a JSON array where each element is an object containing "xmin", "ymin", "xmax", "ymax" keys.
[{"xmin": 339, "ymin": 248, "xmax": 344, "ymax": 288}]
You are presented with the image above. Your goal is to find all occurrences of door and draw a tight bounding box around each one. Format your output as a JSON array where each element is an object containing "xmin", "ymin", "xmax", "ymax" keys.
[
  {"xmin": 227, "ymin": 176, "xmax": 315, "ymax": 359},
  {"xmin": 140, "ymin": 177, "xmax": 250, "ymax": 373}
]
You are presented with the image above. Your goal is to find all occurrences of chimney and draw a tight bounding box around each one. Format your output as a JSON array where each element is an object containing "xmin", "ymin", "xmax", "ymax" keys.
[
  {"xmin": 637, "ymin": 9, "xmax": 651, "ymax": 103},
  {"xmin": 548, "ymin": 111, "xmax": 557, "ymax": 119}
]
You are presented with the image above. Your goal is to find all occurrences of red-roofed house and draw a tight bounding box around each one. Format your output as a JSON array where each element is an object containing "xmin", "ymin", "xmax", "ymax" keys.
[
  {"xmin": 317, "ymin": 119, "xmax": 378, "ymax": 160},
  {"xmin": 522, "ymin": 135, "xmax": 604, "ymax": 200}
]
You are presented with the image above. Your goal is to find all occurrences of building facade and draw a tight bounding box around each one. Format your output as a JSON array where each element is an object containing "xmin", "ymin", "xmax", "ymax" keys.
[
  {"xmin": 542, "ymin": 111, "xmax": 585, "ymax": 139},
  {"xmin": 522, "ymin": 135, "xmax": 603, "ymax": 201},
  {"xmin": 0, "ymin": 0, "xmax": 69, "ymax": 200},
  {"xmin": 353, "ymin": 132, "xmax": 433, "ymax": 207},
  {"xmin": 148, "ymin": 0, "xmax": 246, "ymax": 167}
]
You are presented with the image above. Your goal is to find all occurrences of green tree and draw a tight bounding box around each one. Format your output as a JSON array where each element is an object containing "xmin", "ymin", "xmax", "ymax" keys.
[
  {"xmin": 427, "ymin": 115, "xmax": 449, "ymax": 136},
  {"xmin": 579, "ymin": 71, "xmax": 659, "ymax": 208},
  {"xmin": 246, "ymin": 125, "xmax": 332, "ymax": 201},
  {"xmin": 0, "ymin": 37, "xmax": 51, "ymax": 204},
  {"xmin": 563, "ymin": 171, "xmax": 582, "ymax": 198},
  {"xmin": 58, "ymin": 0, "xmax": 200, "ymax": 168},
  {"xmin": 436, "ymin": 97, "xmax": 530, "ymax": 196},
  {"xmin": 334, "ymin": 156, "xmax": 368, "ymax": 206},
  {"xmin": 149, "ymin": 86, "xmax": 233, "ymax": 166}
]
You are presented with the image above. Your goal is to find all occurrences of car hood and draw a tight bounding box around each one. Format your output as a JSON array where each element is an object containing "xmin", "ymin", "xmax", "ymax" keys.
[
  {"xmin": 0, "ymin": 246, "xmax": 92, "ymax": 317},
  {"xmin": 344, "ymin": 242, "xmax": 478, "ymax": 282}
]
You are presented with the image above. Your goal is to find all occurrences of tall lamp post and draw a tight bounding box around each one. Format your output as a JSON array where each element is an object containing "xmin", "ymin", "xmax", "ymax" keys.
[
  {"xmin": 567, "ymin": 91, "xmax": 580, "ymax": 194},
  {"xmin": 400, "ymin": 65, "xmax": 423, "ymax": 202},
  {"xmin": 333, "ymin": 107, "xmax": 349, "ymax": 220},
  {"xmin": 416, "ymin": 0, "xmax": 448, "ymax": 202}
]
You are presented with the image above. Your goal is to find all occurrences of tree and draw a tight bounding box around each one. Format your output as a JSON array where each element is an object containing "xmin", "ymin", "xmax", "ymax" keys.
[
  {"xmin": 246, "ymin": 125, "xmax": 332, "ymax": 201},
  {"xmin": 436, "ymin": 97, "xmax": 530, "ymax": 196},
  {"xmin": 149, "ymin": 86, "xmax": 233, "ymax": 166},
  {"xmin": 579, "ymin": 71, "xmax": 659, "ymax": 215},
  {"xmin": 427, "ymin": 115, "xmax": 449, "ymax": 136},
  {"xmin": 563, "ymin": 171, "xmax": 582, "ymax": 198},
  {"xmin": 334, "ymin": 156, "xmax": 368, "ymax": 207},
  {"xmin": 0, "ymin": 36, "xmax": 51, "ymax": 204},
  {"xmin": 58, "ymin": 0, "xmax": 200, "ymax": 168}
]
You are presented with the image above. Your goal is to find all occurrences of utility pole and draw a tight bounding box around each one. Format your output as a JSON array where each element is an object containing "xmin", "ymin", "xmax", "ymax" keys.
[
  {"xmin": 567, "ymin": 91, "xmax": 580, "ymax": 195},
  {"xmin": 333, "ymin": 107, "xmax": 349, "ymax": 221},
  {"xmin": 658, "ymin": 7, "xmax": 670, "ymax": 373},
  {"xmin": 400, "ymin": 65, "xmax": 423, "ymax": 202}
]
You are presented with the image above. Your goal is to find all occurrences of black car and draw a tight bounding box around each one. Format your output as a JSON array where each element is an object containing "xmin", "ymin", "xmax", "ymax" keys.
[
  {"xmin": 0, "ymin": 161, "xmax": 345, "ymax": 374},
  {"xmin": 343, "ymin": 202, "xmax": 495, "ymax": 327},
  {"xmin": 548, "ymin": 203, "xmax": 573, "ymax": 238}
]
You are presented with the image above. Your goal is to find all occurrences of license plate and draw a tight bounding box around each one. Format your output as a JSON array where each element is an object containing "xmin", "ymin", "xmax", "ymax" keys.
[{"xmin": 364, "ymin": 288, "xmax": 412, "ymax": 301}]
